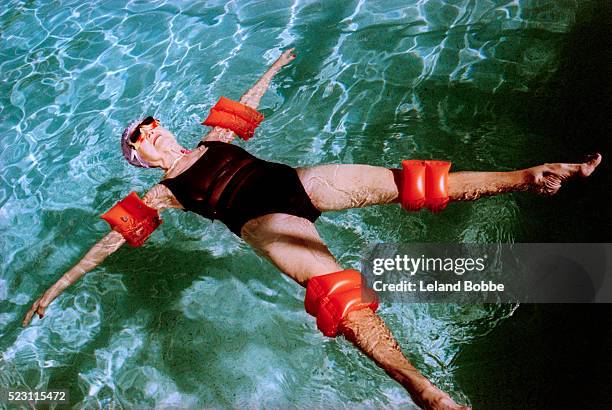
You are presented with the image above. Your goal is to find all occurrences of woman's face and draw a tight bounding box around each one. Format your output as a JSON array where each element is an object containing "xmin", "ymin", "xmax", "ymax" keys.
[{"xmin": 132, "ymin": 122, "xmax": 182, "ymax": 167}]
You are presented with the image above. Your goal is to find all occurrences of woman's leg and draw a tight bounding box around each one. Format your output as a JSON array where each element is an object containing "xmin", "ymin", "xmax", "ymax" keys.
[
  {"xmin": 241, "ymin": 213, "xmax": 342, "ymax": 285},
  {"xmin": 241, "ymin": 214, "xmax": 469, "ymax": 410},
  {"xmin": 296, "ymin": 154, "xmax": 601, "ymax": 211}
]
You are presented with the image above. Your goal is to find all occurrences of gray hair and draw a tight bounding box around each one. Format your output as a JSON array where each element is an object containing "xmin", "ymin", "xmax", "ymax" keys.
[{"xmin": 121, "ymin": 119, "xmax": 152, "ymax": 168}]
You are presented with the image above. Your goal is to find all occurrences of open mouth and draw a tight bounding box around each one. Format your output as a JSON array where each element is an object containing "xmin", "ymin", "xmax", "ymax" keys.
[{"xmin": 153, "ymin": 135, "xmax": 160, "ymax": 146}]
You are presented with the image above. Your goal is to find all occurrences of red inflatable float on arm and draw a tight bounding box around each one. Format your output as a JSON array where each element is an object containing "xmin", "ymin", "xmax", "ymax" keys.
[
  {"xmin": 101, "ymin": 192, "xmax": 162, "ymax": 247},
  {"xmin": 202, "ymin": 96, "xmax": 264, "ymax": 141}
]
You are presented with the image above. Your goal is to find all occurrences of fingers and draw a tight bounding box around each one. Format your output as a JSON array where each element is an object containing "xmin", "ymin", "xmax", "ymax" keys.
[
  {"xmin": 277, "ymin": 48, "xmax": 297, "ymax": 64},
  {"xmin": 22, "ymin": 311, "xmax": 33, "ymax": 327},
  {"xmin": 22, "ymin": 300, "xmax": 40, "ymax": 327},
  {"xmin": 22, "ymin": 298, "xmax": 48, "ymax": 327}
]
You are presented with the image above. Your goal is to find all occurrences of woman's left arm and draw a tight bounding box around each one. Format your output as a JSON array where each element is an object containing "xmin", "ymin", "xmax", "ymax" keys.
[{"xmin": 202, "ymin": 48, "xmax": 296, "ymax": 144}]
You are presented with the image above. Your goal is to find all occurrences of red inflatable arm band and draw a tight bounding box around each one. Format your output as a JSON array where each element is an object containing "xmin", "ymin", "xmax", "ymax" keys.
[
  {"xmin": 305, "ymin": 269, "xmax": 362, "ymax": 316},
  {"xmin": 101, "ymin": 192, "xmax": 162, "ymax": 247},
  {"xmin": 400, "ymin": 160, "xmax": 426, "ymax": 211},
  {"xmin": 400, "ymin": 160, "xmax": 451, "ymax": 212},
  {"xmin": 202, "ymin": 96, "xmax": 264, "ymax": 141},
  {"xmin": 317, "ymin": 287, "xmax": 379, "ymax": 337},
  {"xmin": 424, "ymin": 160, "xmax": 451, "ymax": 212},
  {"xmin": 305, "ymin": 269, "xmax": 379, "ymax": 337}
]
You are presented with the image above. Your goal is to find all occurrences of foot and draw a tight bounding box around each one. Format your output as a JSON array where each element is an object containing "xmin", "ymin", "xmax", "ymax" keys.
[
  {"xmin": 418, "ymin": 384, "xmax": 471, "ymax": 410},
  {"xmin": 529, "ymin": 153, "xmax": 602, "ymax": 195}
]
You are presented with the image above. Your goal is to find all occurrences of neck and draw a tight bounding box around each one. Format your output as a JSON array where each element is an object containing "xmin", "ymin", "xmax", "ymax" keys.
[{"xmin": 162, "ymin": 148, "xmax": 191, "ymax": 176}]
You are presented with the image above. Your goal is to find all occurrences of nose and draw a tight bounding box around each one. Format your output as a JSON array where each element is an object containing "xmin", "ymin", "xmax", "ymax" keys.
[{"xmin": 147, "ymin": 129, "xmax": 158, "ymax": 141}]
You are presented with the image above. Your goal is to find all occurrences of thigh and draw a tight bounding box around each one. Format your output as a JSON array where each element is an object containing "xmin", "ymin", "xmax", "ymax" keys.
[
  {"xmin": 296, "ymin": 164, "xmax": 399, "ymax": 212},
  {"xmin": 240, "ymin": 213, "xmax": 343, "ymax": 286}
]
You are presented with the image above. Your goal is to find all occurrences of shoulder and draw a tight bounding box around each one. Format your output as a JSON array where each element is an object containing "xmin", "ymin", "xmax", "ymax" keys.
[{"xmin": 143, "ymin": 184, "xmax": 183, "ymax": 210}]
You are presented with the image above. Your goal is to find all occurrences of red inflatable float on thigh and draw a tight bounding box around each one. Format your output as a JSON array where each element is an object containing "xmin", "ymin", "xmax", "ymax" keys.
[
  {"xmin": 202, "ymin": 96, "xmax": 264, "ymax": 141},
  {"xmin": 305, "ymin": 269, "xmax": 379, "ymax": 337},
  {"xmin": 400, "ymin": 160, "xmax": 451, "ymax": 212}
]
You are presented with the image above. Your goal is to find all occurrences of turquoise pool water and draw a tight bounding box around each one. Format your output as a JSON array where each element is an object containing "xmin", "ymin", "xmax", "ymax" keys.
[{"xmin": 1, "ymin": 1, "xmax": 607, "ymax": 408}]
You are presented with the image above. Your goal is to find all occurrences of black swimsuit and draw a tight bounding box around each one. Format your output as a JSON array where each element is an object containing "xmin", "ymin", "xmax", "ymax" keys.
[{"xmin": 160, "ymin": 141, "xmax": 321, "ymax": 236}]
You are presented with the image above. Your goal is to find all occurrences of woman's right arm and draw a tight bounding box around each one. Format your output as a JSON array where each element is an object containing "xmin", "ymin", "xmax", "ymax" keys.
[
  {"xmin": 22, "ymin": 184, "xmax": 175, "ymax": 326},
  {"xmin": 22, "ymin": 230, "xmax": 125, "ymax": 326}
]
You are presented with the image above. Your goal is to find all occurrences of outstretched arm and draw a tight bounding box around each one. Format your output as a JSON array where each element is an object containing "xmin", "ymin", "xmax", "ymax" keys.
[
  {"xmin": 22, "ymin": 185, "xmax": 173, "ymax": 326},
  {"xmin": 22, "ymin": 230, "xmax": 125, "ymax": 325},
  {"xmin": 202, "ymin": 48, "xmax": 297, "ymax": 144}
]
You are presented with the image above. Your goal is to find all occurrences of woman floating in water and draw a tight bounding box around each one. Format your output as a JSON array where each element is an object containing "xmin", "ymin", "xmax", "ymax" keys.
[{"xmin": 23, "ymin": 49, "xmax": 601, "ymax": 410}]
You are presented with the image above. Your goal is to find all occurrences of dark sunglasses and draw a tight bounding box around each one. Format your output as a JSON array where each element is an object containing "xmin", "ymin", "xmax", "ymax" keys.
[{"xmin": 129, "ymin": 116, "xmax": 159, "ymax": 144}]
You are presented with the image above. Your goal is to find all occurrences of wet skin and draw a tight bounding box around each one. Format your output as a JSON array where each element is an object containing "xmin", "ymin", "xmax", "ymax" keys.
[{"xmin": 23, "ymin": 47, "xmax": 602, "ymax": 410}]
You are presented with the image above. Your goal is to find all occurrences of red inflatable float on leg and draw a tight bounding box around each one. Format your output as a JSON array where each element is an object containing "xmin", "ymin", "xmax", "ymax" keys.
[
  {"xmin": 305, "ymin": 269, "xmax": 379, "ymax": 337},
  {"xmin": 400, "ymin": 160, "xmax": 451, "ymax": 212}
]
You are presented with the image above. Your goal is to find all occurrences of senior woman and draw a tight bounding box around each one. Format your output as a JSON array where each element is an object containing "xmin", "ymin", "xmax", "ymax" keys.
[{"xmin": 22, "ymin": 48, "xmax": 601, "ymax": 410}]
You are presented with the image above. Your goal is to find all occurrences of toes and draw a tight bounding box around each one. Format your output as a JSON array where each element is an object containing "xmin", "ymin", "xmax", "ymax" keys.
[
  {"xmin": 532, "ymin": 153, "xmax": 601, "ymax": 196},
  {"xmin": 580, "ymin": 153, "xmax": 602, "ymax": 177}
]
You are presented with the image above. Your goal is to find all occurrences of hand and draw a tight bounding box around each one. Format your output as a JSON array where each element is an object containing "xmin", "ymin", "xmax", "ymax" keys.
[
  {"xmin": 273, "ymin": 48, "xmax": 297, "ymax": 68},
  {"xmin": 22, "ymin": 291, "xmax": 53, "ymax": 326}
]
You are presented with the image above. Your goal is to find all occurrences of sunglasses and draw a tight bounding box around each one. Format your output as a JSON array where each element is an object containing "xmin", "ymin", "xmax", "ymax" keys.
[{"xmin": 129, "ymin": 116, "xmax": 159, "ymax": 144}]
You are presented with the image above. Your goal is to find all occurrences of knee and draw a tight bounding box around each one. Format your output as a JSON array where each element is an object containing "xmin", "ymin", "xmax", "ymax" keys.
[{"xmin": 304, "ymin": 269, "xmax": 379, "ymax": 337}]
